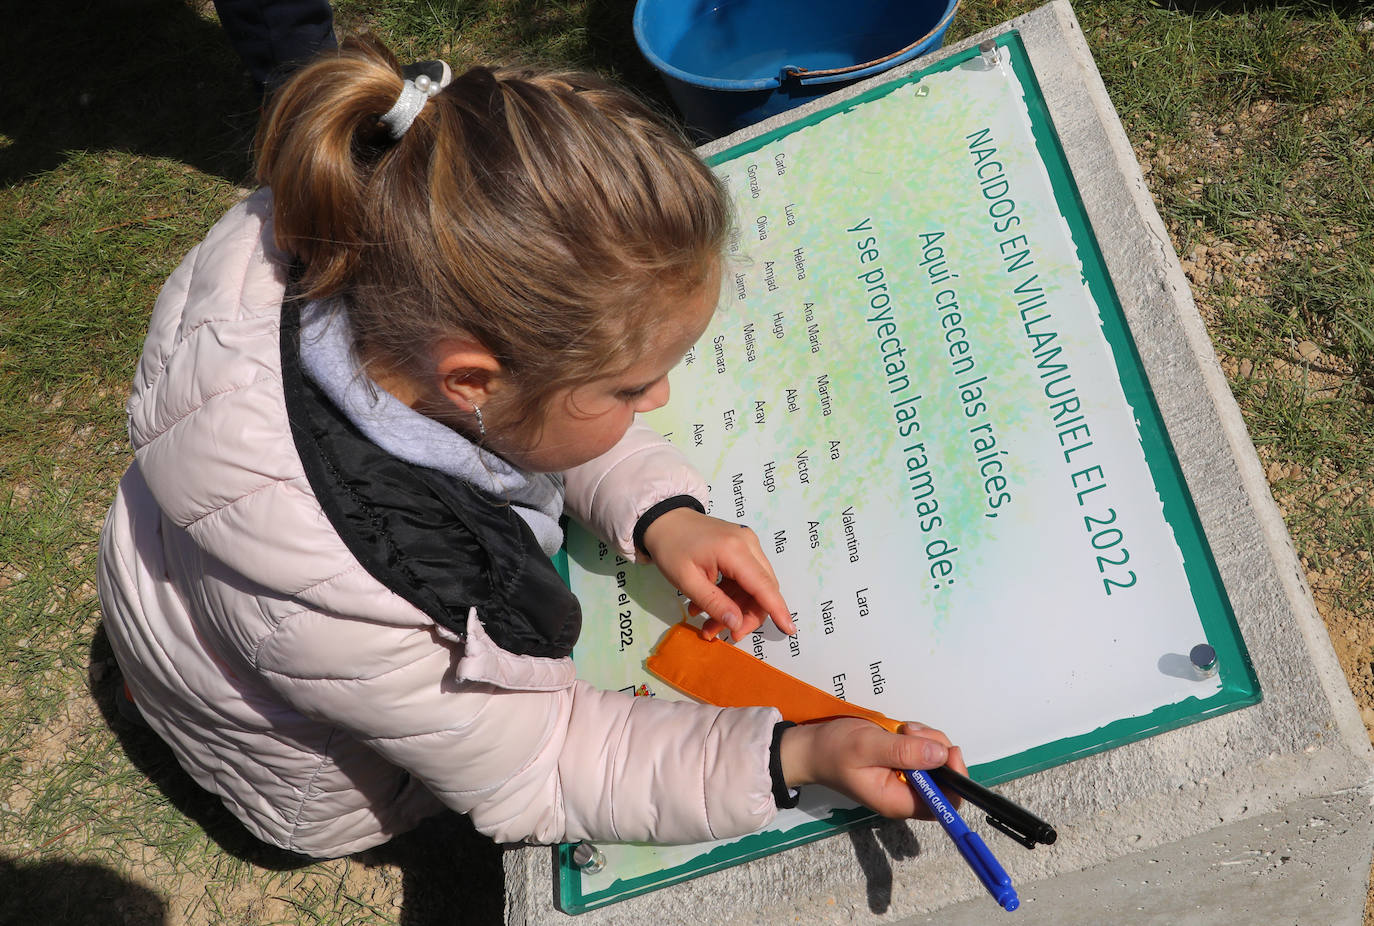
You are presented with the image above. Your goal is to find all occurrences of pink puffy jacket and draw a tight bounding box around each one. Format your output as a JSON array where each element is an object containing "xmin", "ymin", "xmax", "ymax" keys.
[{"xmin": 97, "ymin": 191, "xmax": 782, "ymax": 858}]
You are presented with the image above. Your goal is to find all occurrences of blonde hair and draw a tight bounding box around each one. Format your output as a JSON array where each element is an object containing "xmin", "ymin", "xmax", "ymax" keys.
[{"xmin": 255, "ymin": 35, "xmax": 727, "ymax": 441}]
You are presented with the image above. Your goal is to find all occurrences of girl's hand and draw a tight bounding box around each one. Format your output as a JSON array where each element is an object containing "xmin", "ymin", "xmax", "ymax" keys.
[
  {"xmin": 640, "ymin": 508, "xmax": 796, "ymax": 641},
  {"xmin": 780, "ymin": 719, "xmax": 967, "ymax": 820}
]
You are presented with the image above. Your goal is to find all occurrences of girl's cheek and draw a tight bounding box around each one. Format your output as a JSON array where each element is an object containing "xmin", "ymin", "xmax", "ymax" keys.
[{"xmin": 613, "ymin": 407, "xmax": 638, "ymax": 446}]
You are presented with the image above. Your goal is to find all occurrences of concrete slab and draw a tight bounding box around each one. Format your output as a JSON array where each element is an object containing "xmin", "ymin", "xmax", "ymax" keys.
[{"xmin": 504, "ymin": 3, "xmax": 1374, "ymax": 922}]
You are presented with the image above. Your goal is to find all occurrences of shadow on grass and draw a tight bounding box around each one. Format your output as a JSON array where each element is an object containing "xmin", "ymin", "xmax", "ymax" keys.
[
  {"xmin": 582, "ymin": 0, "xmax": 671, "ymax": 104},
  {"xmin": 0, "ymin": 0, "xmax": 690, "ymax": 188},
  {"xmin": 0, "ymin": 856, "xmax": 169, "ymax": 926},
  {"xmin": 89, "ymin": 624, "xmax": 505, "ymax": 926},
  {"xmin": 1159, "ymin": 0, "xmax": 1374, "ymax": 16},
  {"xmin": 0, "ymin": 0, "xmax": 259, "ymax": 186}
]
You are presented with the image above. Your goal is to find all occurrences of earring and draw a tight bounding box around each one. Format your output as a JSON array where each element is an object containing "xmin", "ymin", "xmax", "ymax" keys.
[{"xmin": 472, "ymin": 404, "xmax": 486, "ymax": 438}]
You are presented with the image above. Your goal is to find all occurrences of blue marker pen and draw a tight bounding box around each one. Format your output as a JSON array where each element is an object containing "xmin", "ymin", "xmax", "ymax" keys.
[{"xmin": 905, "ymin": 769, "xmax": 1020, "ymax": 911}]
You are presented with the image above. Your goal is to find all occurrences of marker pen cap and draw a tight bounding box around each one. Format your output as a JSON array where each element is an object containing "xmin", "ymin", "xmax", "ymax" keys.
[{"xmin": 1189, "ymin": 643, "xmax": 1218, "ymax": 678}]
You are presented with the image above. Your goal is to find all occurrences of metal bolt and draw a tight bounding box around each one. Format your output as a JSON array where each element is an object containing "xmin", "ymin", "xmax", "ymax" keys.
[
  {"xmin": 572, "ymin": 841, "xmax": 605, "ymax": 874},
  {"xmin": 979, "ymin": 39, "xmax": 999, "ymax": 70},
  {"xmin": 1189, "ymin": 643, "xmax": 1218, "ymax": 679}
]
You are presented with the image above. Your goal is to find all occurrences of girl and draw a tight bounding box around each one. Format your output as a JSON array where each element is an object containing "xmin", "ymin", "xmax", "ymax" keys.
[{"xmin": 97, "ymin": 35, "xmax": 964, "ymax": 858}]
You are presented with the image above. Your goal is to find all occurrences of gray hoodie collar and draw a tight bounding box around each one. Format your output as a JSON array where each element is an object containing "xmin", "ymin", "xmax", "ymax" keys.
[{"xmin": 297, "ymin": 300, "xmax": 565, "ymax": 556}]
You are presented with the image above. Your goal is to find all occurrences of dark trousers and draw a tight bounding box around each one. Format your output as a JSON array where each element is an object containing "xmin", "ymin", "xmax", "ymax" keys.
[{"xmin": 212, "ymin": 0, "xmax": 337, "ymax": 94}]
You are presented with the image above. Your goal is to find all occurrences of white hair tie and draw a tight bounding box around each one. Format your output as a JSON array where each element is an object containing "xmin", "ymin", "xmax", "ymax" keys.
[{"xmin": 380, "ymin": 67, "xmax": 450, "ymax": 139}]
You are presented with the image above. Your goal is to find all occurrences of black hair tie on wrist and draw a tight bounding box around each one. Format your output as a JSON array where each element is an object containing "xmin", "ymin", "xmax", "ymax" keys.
[
  {"xmin": 632, "ymin": 494, "xmax": 705, "ymax": 558},
  {"xmin": 769, "ymin": 720, "xmax": 800, "ymax": 809}
]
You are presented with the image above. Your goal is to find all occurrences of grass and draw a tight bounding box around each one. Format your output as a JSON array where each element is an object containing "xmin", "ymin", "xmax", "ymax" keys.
[{"xmin": 2, "ymin": 0, "xmax": 1372, "ymax": 923}]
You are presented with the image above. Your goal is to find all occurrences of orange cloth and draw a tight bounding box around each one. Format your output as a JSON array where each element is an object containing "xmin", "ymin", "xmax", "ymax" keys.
[{"xmin": 646, "ymin": 621, "xmax": 904, "ymax": 733}]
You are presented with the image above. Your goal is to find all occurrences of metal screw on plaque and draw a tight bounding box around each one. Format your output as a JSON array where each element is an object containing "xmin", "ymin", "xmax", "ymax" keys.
[
  {"xmin": 1189, "ymin": 643, "xmax": 1218, "ymax": 679},
  {"xmin": 979, "ymin": 39, "xmax": 999, "ymax": 69},
  {"xmin": 572, "ymin": 841, "xmax": 605, "ymax": 874}
]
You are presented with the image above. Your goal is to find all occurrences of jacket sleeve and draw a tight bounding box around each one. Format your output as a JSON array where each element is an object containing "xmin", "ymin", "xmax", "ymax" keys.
[
  {"xmin": 255, "ymin": 609, "xmax": 782, "ymax": 846},
  {"xmin": 562, "ymin": 418, "xmax": 709, "ymax": 562}
]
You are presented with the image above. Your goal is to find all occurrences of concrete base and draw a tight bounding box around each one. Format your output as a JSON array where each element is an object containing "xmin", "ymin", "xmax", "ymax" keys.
[
  {"xmin": 911, "ymin": 790, "xmax": 1374, "ymax": 926},
  {"xmin": 505, "ymin": 2, "xmax": 1374, "ymax": 922}
]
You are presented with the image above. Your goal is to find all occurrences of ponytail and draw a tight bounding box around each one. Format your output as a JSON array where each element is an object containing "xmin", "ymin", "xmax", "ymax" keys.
[{"xmin": 254, "ymin": 35, "xmax": 405, "ymax": 298}]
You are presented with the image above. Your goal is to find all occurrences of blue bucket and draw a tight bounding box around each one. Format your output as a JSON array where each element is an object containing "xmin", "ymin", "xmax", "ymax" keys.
[{"xmin": 634, "ymin": 0, "xmax": 960, "ymax": 139}]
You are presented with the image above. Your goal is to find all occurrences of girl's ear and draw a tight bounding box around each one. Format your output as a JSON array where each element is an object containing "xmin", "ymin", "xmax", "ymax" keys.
[{"xmin": 433, "ymin": 337, "xmax": 503, "ymax": 412}]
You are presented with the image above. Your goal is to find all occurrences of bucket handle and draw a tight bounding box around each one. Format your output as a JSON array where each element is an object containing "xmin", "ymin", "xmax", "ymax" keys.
[{"xmin": 779, "ymin": 3, "xmax": 960, "ymax": 84}]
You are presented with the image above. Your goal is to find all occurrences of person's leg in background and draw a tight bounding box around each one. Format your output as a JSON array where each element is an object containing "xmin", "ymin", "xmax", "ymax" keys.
[{"xmin": 212, "ymin": 0, "xmax": 337, "ymax": 97}]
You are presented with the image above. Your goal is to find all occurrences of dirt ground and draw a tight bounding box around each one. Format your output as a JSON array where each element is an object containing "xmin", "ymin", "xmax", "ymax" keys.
[
  {"xmin": 1140, "ymin": 109, "xmax": 1373, "ymax": 735},
  {"xmin": 1139, "ymin": 103, "xmax": 1374, "ymax": 921}
]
